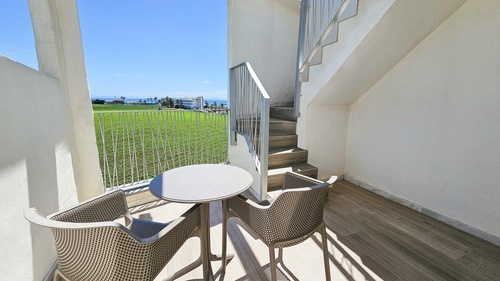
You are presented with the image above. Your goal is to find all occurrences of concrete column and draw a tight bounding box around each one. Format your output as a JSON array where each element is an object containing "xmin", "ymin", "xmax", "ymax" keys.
[{"xmin": 28, "ymin": 0, "xmax": 104, "ymax": 201}]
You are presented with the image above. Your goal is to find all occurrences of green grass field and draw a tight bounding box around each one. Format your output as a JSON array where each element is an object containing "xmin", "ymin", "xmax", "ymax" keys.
[{"xmin": 93, "ymin": 105, "xmax": 228, "ymax": 188}]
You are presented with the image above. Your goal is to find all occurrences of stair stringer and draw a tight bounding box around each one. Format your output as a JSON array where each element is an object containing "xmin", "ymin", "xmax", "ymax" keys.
[{"xmin": 299, "ymin": 0, "xmax": 359, "ymax": 82}]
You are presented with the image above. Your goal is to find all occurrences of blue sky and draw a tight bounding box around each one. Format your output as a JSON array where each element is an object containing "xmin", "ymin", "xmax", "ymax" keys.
[{"xmin": 0, "ymin": 1, "xmax": 228, "ymax": 100}]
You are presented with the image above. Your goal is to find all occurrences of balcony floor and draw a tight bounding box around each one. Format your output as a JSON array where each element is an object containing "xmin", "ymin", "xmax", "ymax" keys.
[{"xmin": 133, "ymin": 180, "xmax": 500, "ymax": 280}]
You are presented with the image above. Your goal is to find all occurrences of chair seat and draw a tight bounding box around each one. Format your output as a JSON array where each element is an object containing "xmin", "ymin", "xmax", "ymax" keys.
[{"xmin": 128, "ymin": 218, "xmax": 169, "ymax": 239}]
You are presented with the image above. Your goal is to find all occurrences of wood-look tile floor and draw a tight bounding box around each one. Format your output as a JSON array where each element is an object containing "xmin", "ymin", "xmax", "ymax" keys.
[{"xmin": 133, "ymin": 180, "xmax": 500, "ymax": 280}]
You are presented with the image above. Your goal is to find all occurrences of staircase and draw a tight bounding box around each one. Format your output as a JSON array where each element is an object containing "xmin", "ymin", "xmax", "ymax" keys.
[
  {"xmin": 267, "ymin": 106, "xmax": 318, "ymax": 190},
  {"xmin": 267, "ymin": 1, "xmax": 360, "ymax": 189}
]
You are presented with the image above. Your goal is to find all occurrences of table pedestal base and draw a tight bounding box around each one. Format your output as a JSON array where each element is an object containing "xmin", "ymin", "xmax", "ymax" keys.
[{"xmin": 164, "ymin": 203, "xmax": 234, "ymax": 281}]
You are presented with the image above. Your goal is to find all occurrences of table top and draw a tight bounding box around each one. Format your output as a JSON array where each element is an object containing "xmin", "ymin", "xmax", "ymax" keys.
[{"xmin": 149, "ymin": 164, "xmax": 253, "ymax": 203}]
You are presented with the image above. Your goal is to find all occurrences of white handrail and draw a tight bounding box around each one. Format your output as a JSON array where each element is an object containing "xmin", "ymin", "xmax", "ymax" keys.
[{"xmin": 229, "ymin": 62, "xmax": 270, "ymax": 198}]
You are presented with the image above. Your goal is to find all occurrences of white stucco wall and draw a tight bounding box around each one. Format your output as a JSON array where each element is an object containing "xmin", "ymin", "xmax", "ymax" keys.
[
  {"xmin": 303, "ymin": 105, "xmax": 349, "ymax": 180},
  {"xmin": 0, "ymin": 56, "xmax": 78, "ymax": 280},
  {"xmin": 228, "ymin": 0, "xmax": 299, "ymax": 105},
  {"xmin": 228, "ymin": 134, "xmax": 265, "ymax": 200},
  {"xmin": 345, "ymin": 0, "xmax": 500, "ymax": 238},
  {"xmin": 1, "ymin": 0, "xmax": 104, "ymax": 279}
]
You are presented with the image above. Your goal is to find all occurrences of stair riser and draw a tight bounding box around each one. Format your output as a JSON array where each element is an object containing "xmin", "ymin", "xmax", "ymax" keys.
[
  {"xmin": 269, "ymin": 122, "xmax": 296, "ymax": 135},
  {"xmin": 267, "ymin": 169, "xmax": 318, "ymax": 190},
  {"xmin": 268, "ymin": 135, "xmax": 298, "ymax": 149},
  {"xmin": 251, "ymin": 135, "xmax": 298, "ymax": 149},
  {"xmin": 268, "ymin": 151, "xmax": 308, "ymax": 169},
  {"xmin": 270, "ymin": 107, "xmax": 296, "ymax": 121},
  {"xmin": 243, "ymin": 121, "xmax": 296, "ymax": 135}
]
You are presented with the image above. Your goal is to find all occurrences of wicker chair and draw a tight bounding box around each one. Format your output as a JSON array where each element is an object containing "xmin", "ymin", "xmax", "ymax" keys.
[
  {"xmin": 221, "ymin": 172, "xmax": 337, "ymax": 281},
  {"xmin": 24, "ymin": 190, "xmax": 200, "ymax": 281}
]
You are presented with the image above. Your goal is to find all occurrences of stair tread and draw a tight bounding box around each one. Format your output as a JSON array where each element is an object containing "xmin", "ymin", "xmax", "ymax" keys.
[
  {"xmin": 269, "ymin": 147, "xmax": 306, "ymax": 155},
  {"xmin": 253, "ymin": 134, "xmax": 297, "ymax": 139},
  {"xmin": 268, "ymin": 163, "xmax": 318, "ymax": 176},
  {"xmin": 269, "ymin": 134, "xmax": 297, "ymax": 138},
  {"xmin": 271, "ymin": 106, "xmax": 293, "ymax": 109},
  {"xmin": 269, "ymin": 131, "xmax": 296, "ymax": 136},
  {"xmin": 236, "ymin": 117, "xmax": 294, "ymax": 123},
  {"xmin": 270, "ymin": 106, "xmax": 296, "ymax": 121},
  {"xmin": 269, "ymin": 117, "xmax": 296, "ymax": 123}
]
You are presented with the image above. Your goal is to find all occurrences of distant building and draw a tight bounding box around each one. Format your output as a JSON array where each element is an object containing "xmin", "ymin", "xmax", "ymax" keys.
[{"xmin": 177, "ymin": 96, "xmax": 204, "ymax": 110}]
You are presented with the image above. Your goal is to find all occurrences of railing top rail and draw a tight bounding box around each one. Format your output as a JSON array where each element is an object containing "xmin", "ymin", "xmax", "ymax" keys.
[
  {"xmin": 229, "ymin": 61, "xmax": 249, "ymax": 70},
  {"xmin": 230, "ymin": 62, "xmax": 271, "ymax": 100}
]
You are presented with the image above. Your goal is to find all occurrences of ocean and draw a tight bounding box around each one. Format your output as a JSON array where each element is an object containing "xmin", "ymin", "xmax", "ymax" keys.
[{"xmin": 91, "ymin": 96, "xmax": 227, "ymax": 106}]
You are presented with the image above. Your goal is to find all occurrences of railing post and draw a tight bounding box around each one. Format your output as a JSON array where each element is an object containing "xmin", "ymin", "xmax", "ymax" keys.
[
  {"xmin": 229, "ymin": 67, "xmax": 237, "ymax": 146},
  {"xmin": 260, "ymin": 95, "xmax": 270, "ymax": 197},
  {"xmin": 294, "ymin": 0, "xmax": 309, "ymax": 118}
]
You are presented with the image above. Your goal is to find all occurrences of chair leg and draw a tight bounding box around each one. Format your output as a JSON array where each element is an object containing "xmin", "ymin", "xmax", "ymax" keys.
[
  {"xmin": 321, "ymin": 224, "xmax": 331, "ymax": 281},
  {"xmin": 53, "ymin": 270, "xmax": 61, "ymax": 281},
  {"xmin": 277, "ymin": 247, "xmax": 284, "ymax": 265},
  {"xmin": 221, "ymin": 200, "xmax": 228, "ymax": 274},
  {"xmin": 269, "ymin": 246, "xmax": 277, "ymax": 281},
  {"xmin": 53, "ymin": 269, "xmax": 68, "ymax": 281}
]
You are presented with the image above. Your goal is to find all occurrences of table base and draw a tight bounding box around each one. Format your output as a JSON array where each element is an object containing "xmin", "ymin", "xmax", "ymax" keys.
[{"xmin": 164, "ymin": 203, "xmax": 234, "ymax": 281}]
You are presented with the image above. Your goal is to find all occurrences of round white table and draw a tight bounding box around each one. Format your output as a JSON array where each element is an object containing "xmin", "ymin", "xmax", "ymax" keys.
[{"xmin": 149, "ymin": 164, "xmax": 253, "ymax": 281}]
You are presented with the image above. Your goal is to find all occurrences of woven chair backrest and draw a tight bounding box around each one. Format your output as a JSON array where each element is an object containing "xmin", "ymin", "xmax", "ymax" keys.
[
  {"xmin": 50, "ymin": 190, "xmax": 128, "ymax": 223},
  {"xmin": 254, "ymin": 182, "xmax": 329, "ymax": 245}
]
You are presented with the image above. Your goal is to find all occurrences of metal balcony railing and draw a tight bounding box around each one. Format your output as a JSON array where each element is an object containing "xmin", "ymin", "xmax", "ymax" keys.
[
  {"xmin": 229, "ymin": 62, "xmax": 270, "ymax": 198},
  {"xmin": 294, "ymin": 0, "xmax": 357, "ymax": 117},
  {"xmin": 94, "ymin": 110, "xmax": 228, "ymax": 189}
]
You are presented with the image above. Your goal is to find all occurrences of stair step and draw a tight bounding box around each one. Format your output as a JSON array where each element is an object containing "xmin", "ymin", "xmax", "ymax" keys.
[
  {"xmin": 269, "ymin": 134, "xmax": 298, "ymax": 149},
  {"xmin": 269, "ymin": 117, "xmax": 296, "ymax": 135},
  {"xmin": 267, "ymin": 163, "xmax": 318, "ymax": 190},
  {"xmin": 251, "ymin": 134, "xmax": 298, "ymax": 148},
  {"xmin": 268, "ymin": 147, "xmax": 308, "ymax": 169},
  {"xmin": 239, "ymin": 117, "xmax": 295, "ymax": 135},
  {"xmin": 270, "ymin": 107, "xmax": 296, "ymax": 121}
]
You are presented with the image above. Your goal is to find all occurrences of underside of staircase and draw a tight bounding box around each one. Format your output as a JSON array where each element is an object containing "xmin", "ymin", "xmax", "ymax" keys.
[{"xmin": 267, "ymin": 106, "xmax": 318, "ymax": 191}]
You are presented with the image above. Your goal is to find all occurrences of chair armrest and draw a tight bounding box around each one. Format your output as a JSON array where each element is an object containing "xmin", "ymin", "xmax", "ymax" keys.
[
  {"xmin": 326, "ymin": 175, "xmax": 338, "ymax": 184},
  {"xmin": 24, "ymin": 207, "xmax": 130, "ymax": 230}
]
